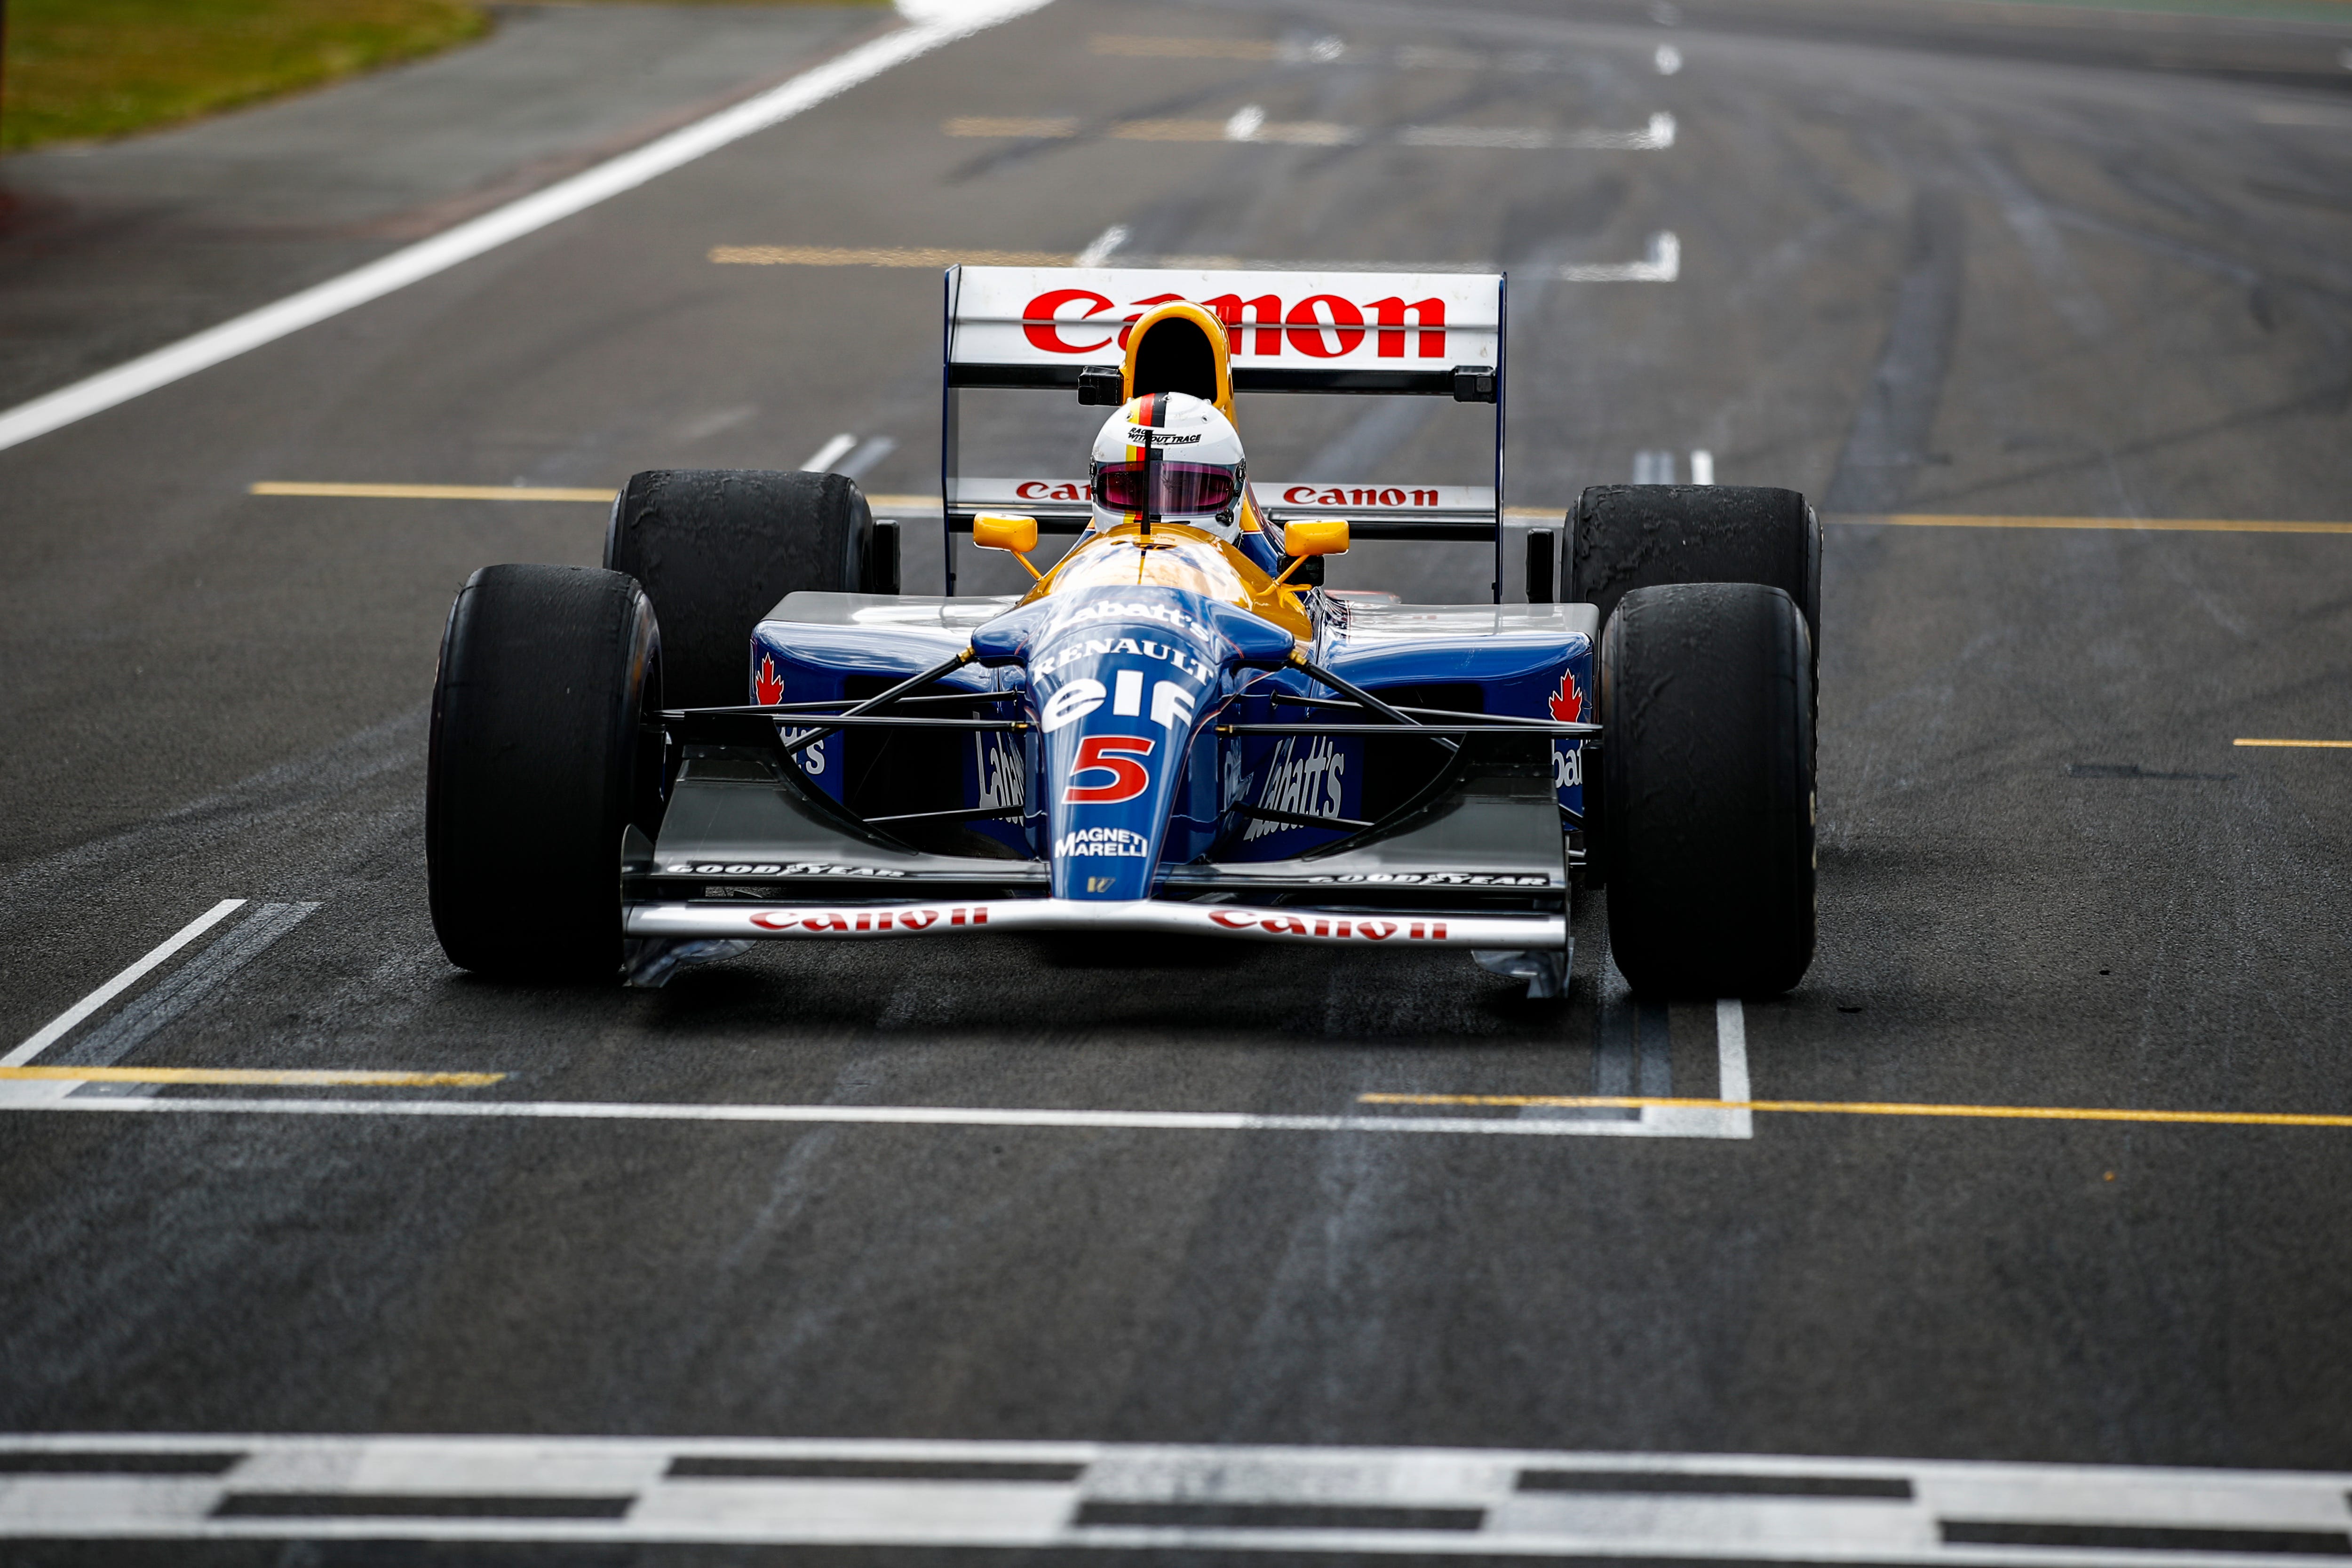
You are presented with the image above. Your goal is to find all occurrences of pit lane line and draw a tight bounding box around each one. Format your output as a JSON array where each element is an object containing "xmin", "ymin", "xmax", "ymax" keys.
[{"xmin": 0, "ymin": 0, "xmax": 1057, "ymax": 456}]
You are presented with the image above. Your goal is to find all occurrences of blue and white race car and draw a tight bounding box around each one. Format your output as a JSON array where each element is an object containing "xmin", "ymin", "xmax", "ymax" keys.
[{"xmin": 427, "ymin": 265, "xmax": 1819, "ymax": 997}]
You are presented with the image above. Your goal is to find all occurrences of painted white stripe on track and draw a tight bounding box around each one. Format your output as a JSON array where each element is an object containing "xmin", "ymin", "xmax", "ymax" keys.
[
  {"xmin": 0, "ymin": 0, "xmax": 1056, "ymax": 457},
  {"xmin": 798, "ymin": 433, "xmax": 858, "ymax": 471},
  {"xmin": 0, "ymin": 1006, "xmax": 1756, "ymax": 1138},
  {"xmin": 1716, "ymin": 997, "xmax": 1753, "ymax": 1138},
  {"xmin": 2, "ymin": 900, "xmax": 245, "ymax": 1067},
  {"xmin": 0, "ymin": 1096, "xmax": 1748, "ymax": 1136}
]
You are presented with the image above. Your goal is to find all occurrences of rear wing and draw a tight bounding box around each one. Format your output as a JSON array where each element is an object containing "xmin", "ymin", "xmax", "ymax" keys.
[{"xmin": 940, "ymin": 265, "xmax": 1506, "ymax": 596}]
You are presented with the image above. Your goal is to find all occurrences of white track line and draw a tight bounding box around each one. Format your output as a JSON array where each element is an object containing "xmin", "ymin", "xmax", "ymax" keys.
[
  {"xmin": 3, "ymin": 1006, "xmax": 1755, "ymax": 1141},
  {"xmin": 2, "ymin": 900, "xmax": 245, "ymax": 1067},
  {"xmin": 1716, "ymin": 998, "xmax": 1753, "ymax": 1138},
  {"xmin": 0, "ymin": 0, "xmax": 1054, "ymax": 457},
  {"xmin": 837, "ymin": 435, "xmax": 898, "ymax": 479},
  {"xmin": 797, "ymin": 433, "xmax": 858, "ymax": 471},
  {"xmin": 1, "ymin": 1097, "xmax": 1726, "ymax": 1136},
  {"xmin": 1550, "ymin": 231, "xmax": 1677, "ymax": 283}
]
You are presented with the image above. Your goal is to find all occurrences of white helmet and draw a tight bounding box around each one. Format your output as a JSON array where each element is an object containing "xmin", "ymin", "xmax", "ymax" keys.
[{"xmin": 1089, "ymin": 391, "xmax": 1247, "ymax": 539}]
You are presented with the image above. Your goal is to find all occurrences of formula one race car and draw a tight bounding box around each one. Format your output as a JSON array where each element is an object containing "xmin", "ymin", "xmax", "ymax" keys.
[{"xmin": 427, "ymin": 266, "xmax": 1818, "ymax": 997}]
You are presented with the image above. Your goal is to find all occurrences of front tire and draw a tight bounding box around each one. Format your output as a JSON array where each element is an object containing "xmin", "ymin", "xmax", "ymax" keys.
[
  {"xmin": 1599, "ymin": 582, "xmax": 1814, "ymax": 996},
  {"xmin": 605, "ymin": 469, "xmax": 880, "ymax": 709},
  {"xmin": 427, "ymin": 564, "xmax": 660, "ymax": 979}
]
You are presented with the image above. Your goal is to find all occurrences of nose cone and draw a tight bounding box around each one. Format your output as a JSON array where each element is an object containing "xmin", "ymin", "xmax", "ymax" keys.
[{"xmin": 1028, "ymin": 595, "xmax": 1222, "ymax": 900}]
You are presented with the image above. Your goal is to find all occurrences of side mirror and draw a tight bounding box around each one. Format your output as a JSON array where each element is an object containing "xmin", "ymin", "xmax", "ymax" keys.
[
  {"xmin": 1283, "ymin": 518, "xmax": 1350, "ymax": 557},
  {"xmin": 973, "ymin": 513, "xmax": 1040, "ymax": 554},
  {"xmin": 972, "ymin": 513, "xmax": 1041, "ymax": 579},
  {"xmin": 1270, "ymin": 518, "xmax": 1348, "ymax": 591}
]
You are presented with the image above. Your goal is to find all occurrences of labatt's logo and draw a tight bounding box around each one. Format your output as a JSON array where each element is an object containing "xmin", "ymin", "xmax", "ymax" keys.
[
  {"xmin": 1024, "ymin": 289, "xmax": 1447, "ymax": 359},
  {"xmin": 1550, "ymin": 669, "xmax": 1586, "ymax": 793}
]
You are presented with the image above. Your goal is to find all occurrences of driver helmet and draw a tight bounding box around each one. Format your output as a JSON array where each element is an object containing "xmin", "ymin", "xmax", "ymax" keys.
[{"xmin": 1089, "ymin": 391, "xmax": 1248, "ymax": 541}]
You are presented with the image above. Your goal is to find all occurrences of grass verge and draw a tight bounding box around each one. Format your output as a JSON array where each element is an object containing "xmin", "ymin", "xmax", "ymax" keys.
[{"xmin": 0, "ymin": 0, "xmax": 491, "ymax": 153}]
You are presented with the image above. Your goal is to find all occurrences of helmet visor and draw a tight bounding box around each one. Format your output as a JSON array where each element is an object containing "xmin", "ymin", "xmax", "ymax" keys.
[{"xmin": 1094, "ymin": 460, "xmax": 1240, "ymax": 517}]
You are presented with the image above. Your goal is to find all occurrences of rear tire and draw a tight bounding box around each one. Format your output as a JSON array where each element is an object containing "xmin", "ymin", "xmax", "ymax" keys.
[
  {"xmin": 605, "ymin": 469, "xmax": 881, "ymax": 709},
  {"xmin": 428, "ymin": 564, "xmax": 660, "ymax": 980},
  {"xmin": 1599, "ymin": 582, "xmax": 1814, "ymax": 997},
  {"xmin": 1571, "ymin": 484, "xmax": 1820, "ymax": 653}
]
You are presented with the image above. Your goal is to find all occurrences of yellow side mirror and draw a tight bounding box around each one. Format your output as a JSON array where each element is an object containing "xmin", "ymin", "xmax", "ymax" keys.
[
  {"xmin": 1283, "ymin": 518, "xmax": 1350, "ymax": 557},
  {"xmin": 973, "ymin": 513, "xmax": 1040, "ymax": 553},
  {"xmin": 1271, "ymin": 518, "xmax": 1349, "ymax": 589},
  {"xmin": 972, "ymin": 512, "xmax": 1041, "ymax": 579}
]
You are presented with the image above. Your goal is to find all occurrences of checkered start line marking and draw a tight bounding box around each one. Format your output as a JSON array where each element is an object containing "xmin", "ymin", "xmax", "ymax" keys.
[{"xmin": 4, "ymin": 1436, "xmax": 2349, "ymax": 1561}]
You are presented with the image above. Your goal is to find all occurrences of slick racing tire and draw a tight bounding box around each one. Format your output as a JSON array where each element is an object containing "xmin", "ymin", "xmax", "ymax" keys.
[
  {"xmin": 428, "ymin": 564, "xmax": 660, "ymax": 980},
  {"xmin": 605, "ymin": 469, "xmax": 883, "ymax": 710},
  {"xmin": 1599, "ymin": 582, "xmax": 1814, "ymax": 997},
  {"xmin": 1570, "ymin": 484, "xmax": 1820, "ymax": 657}
]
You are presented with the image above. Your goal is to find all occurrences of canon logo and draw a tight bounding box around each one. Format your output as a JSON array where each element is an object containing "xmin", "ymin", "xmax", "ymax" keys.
[
  {"xmin": 748, "ymin": 907, "xmax": 989, "ymax": 932},
  {"xmin": 1206, "ymin": 911, "xmax": 1450, "ymax": 941},
  {"xmin": 1282, "ymin": 486, "xmax": 1442, "ymax": 508},
  {"xmin": 1023, "ymin": 289, "xmax": 1446, "ymax": 359},
  {"xmin": 1002, "ymin": 480, "xmax": 1449, "ymax": 510}
]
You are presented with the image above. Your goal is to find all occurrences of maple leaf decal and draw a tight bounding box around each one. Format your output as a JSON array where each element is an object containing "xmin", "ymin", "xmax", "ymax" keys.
[
  {"xmin": 1548, "ymin": 669, "xmax": 1583, "ymax": 724},
  {"xmin": 754, "ymin": 653, "xmax": 785, "ymax": 707}
]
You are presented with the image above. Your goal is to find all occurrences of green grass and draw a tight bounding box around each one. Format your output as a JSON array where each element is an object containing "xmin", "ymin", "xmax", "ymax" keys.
[{"xmin": 0, "ymin": 0, "xmax": 491, "ymax": 152}]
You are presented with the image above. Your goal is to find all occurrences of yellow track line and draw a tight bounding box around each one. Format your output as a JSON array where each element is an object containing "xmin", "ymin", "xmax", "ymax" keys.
[
  {"xmin": 1849, "ymin": 513, "xmax": 2352, "ymax": 534},
  {"xmin": 252, "ymin": 482, "xmax": 614, "ymax": 503},
  {"xmin": 250, "ymin": 488, "xmax": 2345, "ymax": 541},
  {"xmin": 2235, "ymin": 738, "xmax": 2352, "ymax": 748},
  {"xmin": 0, "ymin": 1067, "xmax": 504, "ymax": 1087},
  {"xmin": 1359, "ymin": 1092, "xmax": 2352, "ymax": 1129}
]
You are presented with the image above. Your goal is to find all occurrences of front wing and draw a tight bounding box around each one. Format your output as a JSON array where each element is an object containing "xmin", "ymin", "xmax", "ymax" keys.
[{"xmin": 627, "ymin": 898, "xmax": 1560, "ymax": 948}]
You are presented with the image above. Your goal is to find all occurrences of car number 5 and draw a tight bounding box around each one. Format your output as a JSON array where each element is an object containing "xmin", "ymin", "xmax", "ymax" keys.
[{"xmin": 1063, "ymin": 735, "xmax": 1155, "ymax": 804}]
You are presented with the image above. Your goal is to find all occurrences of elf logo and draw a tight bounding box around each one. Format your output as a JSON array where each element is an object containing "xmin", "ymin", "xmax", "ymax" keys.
[{"xmin": 1040, "ymin": 670, "xmax": 1200, "ymax": 733}]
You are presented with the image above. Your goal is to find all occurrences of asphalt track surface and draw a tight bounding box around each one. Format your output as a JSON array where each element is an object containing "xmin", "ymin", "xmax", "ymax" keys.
[{"xmin": 4, "ymin": 0, "xmax": 2352, "ymax": 1560}]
